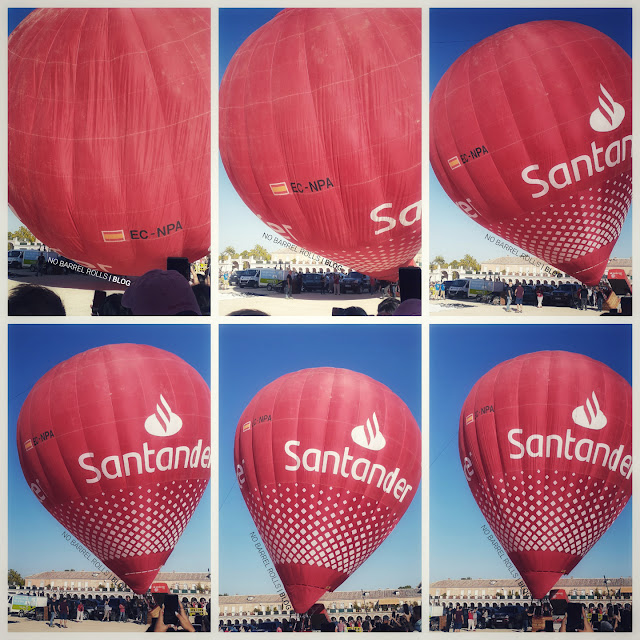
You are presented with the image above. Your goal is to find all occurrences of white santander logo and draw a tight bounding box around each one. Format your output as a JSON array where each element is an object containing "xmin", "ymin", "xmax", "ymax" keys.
[
  {"xmin": 572, "ymin": 391, "xmax": 607, "ymax": 430},
  {"xmin": 590, "ymin": 85, "xmax": 625, "ymax": 132},
  {"xmin": 145, "ymin": 395, "xmax": 183, "ymax": 437},
  {"xmin": 351, "ymin": 412, "xmax": 386, "ymax": 451}
]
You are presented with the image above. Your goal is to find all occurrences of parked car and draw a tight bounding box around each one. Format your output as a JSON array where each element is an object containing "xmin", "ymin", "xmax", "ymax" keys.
[
  {"xmin": 488, "ymin": 605, "xmax": 524, "ymax": 629},
  {"xmin": 229, "ymin": 270, "xmax": 249, "ymax": 286},
  {"xmin": 549, "ymin": 283, "xmax": 581, "ymax": 307},
  {"xmin": 301, "ymin": 273, "xmax": 326, "ymax": 292},
  {"xmin": 341, "ymin": 272, "xmax": 370, "ymax": 293}
]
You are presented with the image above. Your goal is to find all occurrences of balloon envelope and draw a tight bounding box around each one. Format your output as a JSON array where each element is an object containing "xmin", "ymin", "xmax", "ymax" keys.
[
  {"xmin": 9, "ymin": 8, "xmax": 210, "ymax": 276},
  {"xmin": 430, "ymin": 21, "xmax": 631, "ymax": 285},
  {"xmin": 220, "ymin": 9, "xmax": 421, "ymax": 280},
  {"xmin": 459, "ymin": 351, "xmax": 631, "ymax": 599},
  {"xmin": 234, "ymin": 367, "xmax": 421, "ymax": 612},
  {"xmin": 17, "ymin": 344, "xmax": 211, "ymax": 593}
]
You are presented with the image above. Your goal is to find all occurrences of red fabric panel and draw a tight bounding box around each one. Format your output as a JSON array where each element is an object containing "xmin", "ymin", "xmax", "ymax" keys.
[
  {"xmin": 430, "ymin": 21, "xmax": 631, "ymax": 285},
  {"xmin": 234, "ymin": 367, "xmax": 421, "ymax": 613},
  {"xmin": 17, "ymin": 344, "xmax": 211, "ymax": 594},
  {"xmin": 220, "ymin": 9, "xmax": 421, "ymax": 280},
  {"xmin": 458, "ymin": 351, "xmax": 631, "ymax": 599},
  {"xmin": 9, "ymin": 9, "xmax": 210, "ymax": 276}
]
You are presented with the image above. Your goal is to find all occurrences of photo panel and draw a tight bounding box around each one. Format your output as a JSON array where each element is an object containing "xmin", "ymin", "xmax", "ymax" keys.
[
  {"xmin": 7, "ymin": 325, "xmax": 211, "ymax": 631},
  {"xmin": 8, "ymin": 8, "xmax": 211, "ymax": 317},
  {"xmin": 430, "ymin": 324, "xmax": 632, "ymax": 632},
  {"xmin": 218, "ymin": 8, "xmax": 422, "ymax": 317},
  {"xmin": 219, "ymin": 324, "xmax": 422, "ymax": 631},
  {"xmin": 429, "ymin": 8, "xmax": 632, "ymax": 318}
]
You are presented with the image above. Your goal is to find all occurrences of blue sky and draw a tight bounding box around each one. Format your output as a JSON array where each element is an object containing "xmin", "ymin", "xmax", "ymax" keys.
[
  {"xmin": 8, "ymin": 8, "xmax": 35, "ymax": 232},
  {"xmin": 219, "ymin": 324, "xmax": 422, "ymax": 595},
  {"xmin": 429, "ymin": 8, "xmax": 633, "ymax": 263},
  {"xmin": 8, "ymin": 325, "xmax": 211, "ymax": 578},
  {"xmin": 218, "ymin": 9, "xmax": 293, "ymax": 254},
  {"xmin": 430, "ymin": 324, "xmax": 632, "ymax": 582}
]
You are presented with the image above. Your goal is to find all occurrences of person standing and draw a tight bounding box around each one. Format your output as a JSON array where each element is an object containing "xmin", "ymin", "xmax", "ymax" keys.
[
  {"xmin": 76, "ymin": 600, "xmax": 84, "ymax": 623},
  {"xmin": 333, "ymin": 272, "xmax": 340, "ymax": 295},
  {"xmin": 285, "ymin": 270, "xmax": 292, "ymax": 299},
  {"xmin": 58, "ymin": 597, "xmax": 69, "ymax": 629},
  {"xmin": 504, "ymin": 283, "xmax": 513, "ymax": 312},
  {"xmin": 48, "ymin": 595, "xmax": 58, "ymax": 627},
  {"xmin": 515, "ymin": 283, "xmax": 524, "ymax": 313},
  {"xmin": 536, "ymin": 285, "xmax": 544, "ymax": 308},
  {"xmin": 102, "ymin": 601, "xmax": 111, "ymax": 622},
  {"xmin": 580, "ymin": 285, "xmax": 589, "ymax": 310},
  {"xmin": 320, "ymin": 272, "xmax": 326, "ymax": 294},
  {"xmin": 434, "ymin": 282, "xmax": 441, "ymax": 299},
  {"xmin": 468, "ymin": 608, "xmax": 475, "ymax": 631}
]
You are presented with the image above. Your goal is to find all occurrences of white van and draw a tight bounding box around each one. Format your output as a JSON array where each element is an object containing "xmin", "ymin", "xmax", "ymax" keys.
[
  {"xmin": 448, "ymin": 278, "xmax": 504, "ymax": 299},
  {"xmin": 8, "ymin": 595, "xmax": 48, "ymax": 618},
  {"xmin": 239, "ymin": 268, "xmax": 285, "ymax": 288},
  {"xmin": 8, "ymin": 250, "xmax": 58, "ymax": 270}
]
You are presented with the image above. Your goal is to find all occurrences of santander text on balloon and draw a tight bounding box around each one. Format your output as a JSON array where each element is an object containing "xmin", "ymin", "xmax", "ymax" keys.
[
  {"xmin": 507, "ymin": 428, "xmax": 632, "ymax": 479},
  {"xmin": 78, "ymin": 440, "xmax": 211, "ymax": 484},
  {"xmin": 521, "ymin": 135, "xmax": 632, "ymax": 199},
  {"xmin": 283, "ymin": 440, "xmax": 414, "ymax": 503}
]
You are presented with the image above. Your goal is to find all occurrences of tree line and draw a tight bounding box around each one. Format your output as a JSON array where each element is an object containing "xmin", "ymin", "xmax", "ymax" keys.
[{"xmin": 429, "ymin": 254, "xmax": 481, "ymax": 272}]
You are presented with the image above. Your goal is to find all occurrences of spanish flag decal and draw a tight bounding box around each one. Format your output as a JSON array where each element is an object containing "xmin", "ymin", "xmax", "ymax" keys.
[
  {"xmin": 242, "ymin": 421, "xmax": 251, "ymax": 432},
  {"xmin": 24, "ymin": 439, "xmax": 34, "ymax": 451},
  {"xmin": 465, "ymin": 414, "xmax": 474, "ymax": 425},
  {"xmin": 270, "ymin": 182, "xmax": 290, "ymax": 196},
  {"xmin": 101, "ymin": 230, "xmax": 126, "ymax": 242},
  {"xmin": 448, "ymin": 156, "xmax": 462, "ymax": 170}
]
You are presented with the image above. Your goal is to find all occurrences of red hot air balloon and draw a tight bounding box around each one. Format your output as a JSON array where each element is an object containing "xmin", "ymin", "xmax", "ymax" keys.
[
  {"xmin": 9, "ymin": 9, "xmax": 210, "ymax": 276},
  {"xmin": 430, "ymin": 21, "xmax": 632, "ymax": 285},
  {"xmin": 459, "ymin": 351, "xmax": 631, "ymax": 599},
  {"xmin": 17, "ymin": 344, "xmax": 211, "ymax": 594},
  {"xmin": 220, "ymin": 9, "xmax": 421, "ymax": 281},
  {"xmin": 234, "ymin": 368, "xmax": 421, "ymax": 613}
]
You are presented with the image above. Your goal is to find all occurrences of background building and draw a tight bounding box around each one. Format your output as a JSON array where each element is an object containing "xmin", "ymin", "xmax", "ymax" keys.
[{"xmin": 219, "ymin": 588, "xmax": 422, "ymax": 618}]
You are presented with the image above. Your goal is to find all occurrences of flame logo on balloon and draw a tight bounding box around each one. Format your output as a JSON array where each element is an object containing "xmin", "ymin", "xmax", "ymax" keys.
[
  {"xmin": 144, "ymin": 395, "xmax": 183, "ymax": 437},
  {"xmin": 351, "ymin": 413, "xmax": 386, "ymax": 451},
  {"xmin": 589, "ymin": 85, "xmax": 625, "ymax": 132},
  {"xmin": 571, "ymin": 391, "xmax": 607, "ymax": 430}
]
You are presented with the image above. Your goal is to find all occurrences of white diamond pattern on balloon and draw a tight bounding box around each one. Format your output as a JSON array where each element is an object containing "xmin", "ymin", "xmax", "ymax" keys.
[
  {"xmin": 49, "ymin": 479, "xmax": 208, "ymax": 560},
  {"xmin": 471, "ymin": 470, "xmax": 627, "ymax": 556},
  {"xmin": 244, "ymin": 482, "xmax": 397, "ymax": 575}
]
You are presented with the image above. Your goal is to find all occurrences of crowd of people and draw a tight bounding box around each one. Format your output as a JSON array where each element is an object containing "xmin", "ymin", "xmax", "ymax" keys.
[
  {"xmin": 219, "ymin": 607, "xmax": 421, "ymax": 632},
  {"xmin": 435, "ymin": 602, "xmax": 631, "ymax": 632},
  {"xmin": 43, "ymin": 592, "xmax": 210, "ymax": 631},
  {"xmin": 8, "ymin": 263, "xmax": 211, "ymax": 316}
]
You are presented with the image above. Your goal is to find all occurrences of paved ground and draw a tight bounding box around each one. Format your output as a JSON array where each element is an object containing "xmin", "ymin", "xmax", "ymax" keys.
[
  {"xmin": 8, "ymin": 617, "xmax": 145, "ymax": 632},
  {"xmin": 429, "ymin": 298, "xmax": 610, "ymax": 317},
  {"xmin": 219, "ymin": 288, "xmax": 408, "ymax": 317}
]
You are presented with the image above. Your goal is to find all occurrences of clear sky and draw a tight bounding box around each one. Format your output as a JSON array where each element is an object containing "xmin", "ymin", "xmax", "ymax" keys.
[
  {"xmin": 219, "ymin": 324, "xmax": 422, "ymax": 595},
  {"xmin": 8, "ymin": 9, "xmax": 35, "ymax": 233},
  {"xmin": 429, "ymin": 324, "xmax": 631, "ymax": 583},
  {"xmin": 8, "ymin": 325, "xmax": 211, "ymax": 578},
  {"xmin": 219, "ymin": 9, "xmax": 284, "ymax": 254},
  {"xmin": 429, "ymin": 8, "xmax": 633, "ymax": 264}
]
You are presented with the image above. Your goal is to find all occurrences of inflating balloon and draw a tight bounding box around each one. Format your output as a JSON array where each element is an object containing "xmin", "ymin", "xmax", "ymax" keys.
[
  {"xmin": 430, "ymin": 21, "xmax": 631, "ymax": 285},
  {"xmin": 234, "ymin": 368, "xmax": 421, "ymax": 612},
  {"xmin": 459, "ymin": 351, "xmax": 631, "ymax": 599},
  {"xmin": 220, "ymin": 9, "xmax": 421, "ymax": 280},
  {"xmin": 17, "ymin": 344, "xmax": 211, "ymax": 593},
  {"xmin": 9, "ymin": 9, "xmax": 210, "ymax": 276}
]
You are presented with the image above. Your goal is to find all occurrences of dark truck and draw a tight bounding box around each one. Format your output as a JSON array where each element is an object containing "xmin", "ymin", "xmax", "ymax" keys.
[
  {"xmin": 549, "ymin": 282, "xmax": 581, "ymax": 307},
  {"xmin": 341, "ymin": 272, "xmax": 370, "ymax": 293}
]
